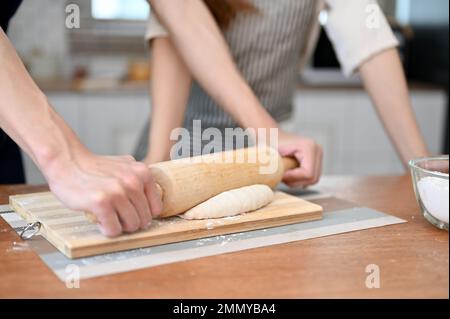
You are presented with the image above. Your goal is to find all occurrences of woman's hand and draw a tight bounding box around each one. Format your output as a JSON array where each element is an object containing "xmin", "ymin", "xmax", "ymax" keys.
[
  {"xmin": 43, "ymin": 152, "xmax": 162, "ymax": 237},
  {"xmin": 278, "ymin": 131, "xmax": 323, "ymax": 188}
]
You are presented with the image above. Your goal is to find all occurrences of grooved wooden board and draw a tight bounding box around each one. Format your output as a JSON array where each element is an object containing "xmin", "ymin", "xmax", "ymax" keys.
[{"xmin": 9, "ymin": 191, "xmax": 322, "ymax": 259}]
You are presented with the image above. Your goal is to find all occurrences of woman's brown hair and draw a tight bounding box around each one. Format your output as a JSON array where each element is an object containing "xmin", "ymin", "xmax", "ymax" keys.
[{"xmin": 203, "ymin": 0, "xmax": 257, "ymax": 29}]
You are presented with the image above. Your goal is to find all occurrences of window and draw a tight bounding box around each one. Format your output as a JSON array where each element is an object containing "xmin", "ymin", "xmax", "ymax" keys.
[
  {"xmin": 91, "ymin": 0, "xmax": 149, "ymax": 21},
  {"xmin": 68, "ymin": 0, "xmax": 149, "ymax": 54},
  {"xmin": 395, "ymin": 0, "xmax": 449, "ymax": 25}
]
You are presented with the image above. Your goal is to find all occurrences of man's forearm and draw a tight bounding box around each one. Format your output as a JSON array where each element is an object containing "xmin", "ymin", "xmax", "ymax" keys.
[
  {"xmin": 359, "ymin": 48, "xmax": 429, "ymax": 167},
  {"xmin": 0, "ymin": 28, "xmax": 163, "ymax": 236},
  {"xmin": 149, "ymin": 0, "xmax": 278, "ymax": 133},
  {"xmin": 0, "ymin": 28, "xmax": 84, "ymax": 175}
]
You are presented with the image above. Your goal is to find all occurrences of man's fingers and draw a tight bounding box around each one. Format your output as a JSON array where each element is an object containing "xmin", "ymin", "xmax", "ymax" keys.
[
  {"xmin": 113, "ymin": 198, "xmax": 141, "ymax": 233},
  {"xmin": 128, "ymin": 189, "xmax": 152, "ymax": 229},
  {"xmin": 95, "ymin": 207, "xmax": 123, "ymax": 237},
  {"xmin": 128, "ymin": 162, "xmax": 162, "ymax": 218},
  {"xmin": 145, "ymin": 179, "xmax": 163, "ymax": 217},
  {"xmin": 120, "ymin": 173, "xmax": 152, "ymax": 229}
]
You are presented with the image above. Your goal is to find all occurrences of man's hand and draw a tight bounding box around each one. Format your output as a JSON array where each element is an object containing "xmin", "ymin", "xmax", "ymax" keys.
[
  {"xmin": 278, "ymin": 131, "xmax": 323, "ymax": 188},
  {"xmin": 44, "ymin": 153, "xmax": 162, "ymax": 237},
  {"xmin": 0, "ymin": 28, "xmax": 162, "ymax": 237}
]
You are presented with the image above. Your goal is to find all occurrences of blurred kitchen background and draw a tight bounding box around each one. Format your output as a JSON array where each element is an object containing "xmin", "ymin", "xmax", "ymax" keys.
[{"xmin": 6, "ymin": 0, "xmax": 449, "ymax": 184}]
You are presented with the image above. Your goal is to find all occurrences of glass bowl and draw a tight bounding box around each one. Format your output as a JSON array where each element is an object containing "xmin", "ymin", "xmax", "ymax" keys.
[{"xmin": 409, "ymin": 155, "xmax": 449, "ymax": 231}]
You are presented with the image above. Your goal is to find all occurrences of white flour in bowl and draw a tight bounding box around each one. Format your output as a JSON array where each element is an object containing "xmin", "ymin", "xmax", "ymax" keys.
[{"xmin": 417, "ymin": 176, "xmax": 449, "ymax": 224}]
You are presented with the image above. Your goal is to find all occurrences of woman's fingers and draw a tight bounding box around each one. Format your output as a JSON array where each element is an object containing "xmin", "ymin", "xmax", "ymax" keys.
[
  {"xmin": 280, "ymin": 143, "xmax": 323, "ymax": 188},
  {"xmin": 283, "ymin": 150, "xmax": 315, "ymax": 186}
]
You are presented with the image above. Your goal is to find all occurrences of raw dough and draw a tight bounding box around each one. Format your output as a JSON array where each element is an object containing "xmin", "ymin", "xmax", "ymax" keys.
[{"xmin": 182, "ymin": 184, "xmax": 274, "ymax": 220}]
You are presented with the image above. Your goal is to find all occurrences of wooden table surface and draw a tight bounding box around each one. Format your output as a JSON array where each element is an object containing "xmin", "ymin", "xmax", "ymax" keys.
[{"xmin": 0, "ymin": 176, "xmax": 448, "ymax": 298}]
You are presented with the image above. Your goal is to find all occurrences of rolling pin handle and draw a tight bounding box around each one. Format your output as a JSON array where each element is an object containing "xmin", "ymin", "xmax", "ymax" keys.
[{"xmin": 281, "ymin": 156, "xmax": 299, "ymax": 172}]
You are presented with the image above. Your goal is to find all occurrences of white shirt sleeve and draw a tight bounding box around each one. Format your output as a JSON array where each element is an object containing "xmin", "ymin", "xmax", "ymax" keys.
[
  {"xmin": 145, "ymin": 9, "xmax": 169, "ymax": 41},
  {"xmin": 323, "ymin": 0, "xmax": 399, "ymax": 76}
]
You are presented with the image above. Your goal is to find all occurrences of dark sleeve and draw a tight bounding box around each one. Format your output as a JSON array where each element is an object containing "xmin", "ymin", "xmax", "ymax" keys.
[
  {"xmin": 0, "ymin": 0, "xmax": 23, "ymax": 32},
  {"xmin": 0, "ymin": 0, "xmax": 26, "ymax": 183}
]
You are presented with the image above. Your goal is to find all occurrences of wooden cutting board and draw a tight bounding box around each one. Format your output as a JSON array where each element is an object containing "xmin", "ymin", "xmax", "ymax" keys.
[{"xmin": 9, "ymin": 191, "xmax": 322, "ymax": 259}]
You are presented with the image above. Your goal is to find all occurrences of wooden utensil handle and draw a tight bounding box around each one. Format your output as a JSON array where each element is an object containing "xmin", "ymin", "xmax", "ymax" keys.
[{"xmin": 282, "ymin": 156, "xmax": 299, "ymax": 171}]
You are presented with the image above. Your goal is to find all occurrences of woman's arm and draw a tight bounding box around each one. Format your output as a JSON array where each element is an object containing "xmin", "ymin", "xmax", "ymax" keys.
[
  {"xmin": 148, "ymin": 0, "xmax": 322, "ymax": 186},
  {"xmin": 149, "ymin": 0, "xmax": 278, "ymax": 134},
  {"xmin": 359, "ymin": 48, "xmax": 430, "ymax": 167},
  {"xmin": 145, "ymin": 37, "xmax": 192, "ymax": 164},
  {"xmin": 0, "ymin": 28, "xmax": 161, "ymax": 236}
]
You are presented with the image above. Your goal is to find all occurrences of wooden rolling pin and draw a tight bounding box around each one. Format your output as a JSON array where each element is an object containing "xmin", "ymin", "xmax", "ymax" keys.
[{"xmin": 85, "ymin": 146, "xmax": 298, "ymax": 222}]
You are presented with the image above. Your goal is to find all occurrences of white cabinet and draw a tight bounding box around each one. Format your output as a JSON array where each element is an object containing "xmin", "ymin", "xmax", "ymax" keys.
[
  {"xmin": 79, "ymin": 94, "xmax": 149, "ymax": 155},
  {"xmin": 22, "ymin": 88, "xmax": 447, "ymax": 184},
  {"xmin": 287, "ymin": 88, "xmax": 447, "ymax": 175}
]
